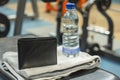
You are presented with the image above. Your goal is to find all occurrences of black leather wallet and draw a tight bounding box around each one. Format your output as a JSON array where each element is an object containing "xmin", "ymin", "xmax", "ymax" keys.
[{"xmin": 18, "ymin": 37, "xmax": 57, "ymax": 70}]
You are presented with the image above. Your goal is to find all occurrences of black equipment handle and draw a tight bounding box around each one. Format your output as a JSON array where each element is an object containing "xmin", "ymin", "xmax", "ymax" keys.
[{"xmin": 96, "ymin": 0, "xmax": 113, "ymax": 50}]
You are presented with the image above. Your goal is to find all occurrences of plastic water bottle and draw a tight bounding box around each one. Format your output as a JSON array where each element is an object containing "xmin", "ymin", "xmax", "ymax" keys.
[{"xmin": 62, "ymin": 3, "xmax": 80, "ymax": 57}]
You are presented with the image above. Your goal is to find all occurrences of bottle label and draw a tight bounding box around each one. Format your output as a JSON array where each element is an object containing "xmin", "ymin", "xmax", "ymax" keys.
[{"xmin": 62, "ymin": 47, "xmax": 80, "ymax": 54}]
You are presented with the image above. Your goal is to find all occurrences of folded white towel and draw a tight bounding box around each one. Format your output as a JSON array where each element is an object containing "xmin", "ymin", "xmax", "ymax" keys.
[{"xmin": 1, "ymin": 46, "xmax": 101, "ymax": 80}]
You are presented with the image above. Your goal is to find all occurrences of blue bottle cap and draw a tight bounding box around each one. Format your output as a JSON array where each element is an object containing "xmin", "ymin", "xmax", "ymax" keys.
[{"xmin": 66, "ymin": 3, "xmax": 75, "ymax": 10}]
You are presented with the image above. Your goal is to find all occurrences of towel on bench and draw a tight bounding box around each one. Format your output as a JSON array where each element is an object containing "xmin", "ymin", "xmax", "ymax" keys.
[{"xmin": 0, "ymin": 46, "xmax": 101, "ymax": 80}]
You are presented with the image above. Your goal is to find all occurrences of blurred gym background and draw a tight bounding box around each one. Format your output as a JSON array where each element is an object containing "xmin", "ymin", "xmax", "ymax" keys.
[{"xmin": 0, "ymin": 0, "xmax": 120, "ymax": 38}]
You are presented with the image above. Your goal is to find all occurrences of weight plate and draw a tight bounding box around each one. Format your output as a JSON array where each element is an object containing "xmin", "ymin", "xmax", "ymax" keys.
[
  {"xmin": 0, "ymin": 0, "xmax": 9, "ymax": 6},
  {"xmin": 0, "ymin": 13, "xmax": 10, "ymax": 37}
]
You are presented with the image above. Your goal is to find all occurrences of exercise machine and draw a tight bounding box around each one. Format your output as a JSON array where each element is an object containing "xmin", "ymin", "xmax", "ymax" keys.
[
  {"xmin": 13, "ymin": 0, "xmax": 40, "ymax": 35},
  {"xmin": 0, "ymin": 0, "xmax": 39, "ymax": 20},
  {"xmin": 13, "ymin": 0, "xmax": 57, "ymax": 35},
  {"xmin": 0, "ymin": 0, "xmax": 39, "ymax": 37},
  {"xmin": 56, "ymin": 0, "xmax": 120, "ymax": 61},
  {"xmin": 79, "ymin": 0, "xmax": 120, "ymax": 61},
  {"xmin": 79, "ymin": 0, "xmax": 112, "ymax": 51}
]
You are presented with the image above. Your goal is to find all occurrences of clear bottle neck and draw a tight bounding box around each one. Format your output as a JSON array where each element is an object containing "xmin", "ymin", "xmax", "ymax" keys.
[
  {"xmin": 66, "ymin": 9, "xmax": 76, "ymax": 13},
  {"xmin": 66, "ymin": 8, "xmax": 75, "ymax": 11}
]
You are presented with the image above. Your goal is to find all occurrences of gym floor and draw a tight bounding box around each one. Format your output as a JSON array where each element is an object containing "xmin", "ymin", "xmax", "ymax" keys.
[{"xmin": 0, "ymin": 0, "xmax": 120, "ymax": 78}]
